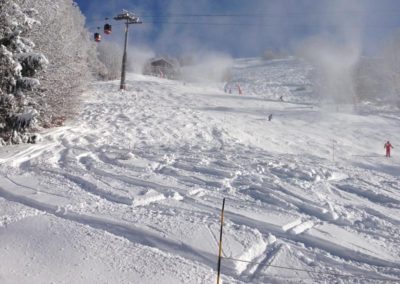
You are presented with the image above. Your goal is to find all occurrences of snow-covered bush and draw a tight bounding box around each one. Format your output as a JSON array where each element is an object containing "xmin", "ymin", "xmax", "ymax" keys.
[
  {"xmin": 16, "ymin": 52, "xmax": 48, "ymax": 77},
  {"xmin": 16, "ymin": 0, "xmax": 105, "ymax": 128}
]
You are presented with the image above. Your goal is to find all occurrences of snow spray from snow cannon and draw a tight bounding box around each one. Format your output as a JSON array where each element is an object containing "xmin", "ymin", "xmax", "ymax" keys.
[{"xmin": 296, "ymin": 0, "xmax": 366, "ymax": 109}]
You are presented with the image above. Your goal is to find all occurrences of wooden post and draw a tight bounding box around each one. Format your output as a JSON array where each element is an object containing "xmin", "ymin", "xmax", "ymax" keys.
[{"xmin": 216, "ymin": 198, "xmax": 226, "ymax": 284}]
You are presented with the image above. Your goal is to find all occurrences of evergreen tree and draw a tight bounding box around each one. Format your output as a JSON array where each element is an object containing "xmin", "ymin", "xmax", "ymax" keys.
[
  {"xmin": 1, "ymin": 0, "xmax": 106, "ymax": 145},
  {"xmin": 0, "ymin": 0, "xmax": 48, "ymax": 144}
]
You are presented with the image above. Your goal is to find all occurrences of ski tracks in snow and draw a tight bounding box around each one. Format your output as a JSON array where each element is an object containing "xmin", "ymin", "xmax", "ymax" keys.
[{"xmin": 0, "ymin": 74, "xmax": 400, "ymax": 282}]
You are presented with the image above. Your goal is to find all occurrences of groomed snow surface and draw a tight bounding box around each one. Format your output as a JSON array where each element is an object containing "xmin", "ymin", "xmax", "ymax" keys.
[{"xmin": 1, "ymin": 58, "xmax": 400, "ymax": 283}]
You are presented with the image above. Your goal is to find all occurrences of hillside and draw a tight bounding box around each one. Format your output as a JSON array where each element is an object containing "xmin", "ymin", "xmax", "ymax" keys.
[{"xmin": 0, "ymin": 58, "xmax": 399, "ymax": 283}]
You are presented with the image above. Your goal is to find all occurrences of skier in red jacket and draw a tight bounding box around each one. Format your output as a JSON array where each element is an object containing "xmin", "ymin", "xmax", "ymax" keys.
[{"xmin": 384, "ymin": 141, "xmax": 393, "ymax": 157}]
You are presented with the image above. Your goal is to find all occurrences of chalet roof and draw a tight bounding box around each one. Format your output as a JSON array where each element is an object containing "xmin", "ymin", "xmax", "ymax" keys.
[{"xmin": 150, "ymin": 58, "xmax": 174, "ymax": 67}]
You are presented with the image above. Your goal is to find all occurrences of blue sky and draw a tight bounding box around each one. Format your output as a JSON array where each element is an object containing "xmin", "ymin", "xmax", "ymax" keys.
[{"xmin": 75, "ymin": 0, "xmax": 400, "ymax": 57}]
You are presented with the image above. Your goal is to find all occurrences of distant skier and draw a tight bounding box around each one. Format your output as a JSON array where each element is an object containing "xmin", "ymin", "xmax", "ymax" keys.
[
  {"xmin": 268, "ymin": 114, "xmax": 273, "ymax": 121},
  {"xmin": 384, "ymin": 141, "xmax": 393, "ymax": 157},
  {"xmin": 279, "ymin": 95, "xmax": 283, "ymax": 102}
]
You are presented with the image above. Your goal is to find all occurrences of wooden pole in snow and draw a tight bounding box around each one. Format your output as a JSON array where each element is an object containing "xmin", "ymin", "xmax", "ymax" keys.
[{"xmin": 216, "ymin": 198, "xmax": 226, "ymax": 284}]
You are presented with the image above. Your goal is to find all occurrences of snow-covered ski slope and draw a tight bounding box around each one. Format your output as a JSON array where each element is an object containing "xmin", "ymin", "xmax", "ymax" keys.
[{"xmin": 1, "ymin": 57, "xmax": 400, "ymax": 283}]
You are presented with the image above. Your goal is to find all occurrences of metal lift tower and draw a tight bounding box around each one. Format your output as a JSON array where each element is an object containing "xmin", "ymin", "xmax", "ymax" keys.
[{"xmin": 114, "ymin": 10, "xmax": 142, "ymax": 90}]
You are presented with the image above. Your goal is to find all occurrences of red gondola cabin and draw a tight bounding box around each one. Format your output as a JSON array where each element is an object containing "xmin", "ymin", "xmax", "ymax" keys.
[
  {"xmin": 94, "ymin": 32, "xmax": 101, "ymax": 42},
  {"xmin": 104, "ymin": 23, "xmax": 112, "ymax": 35}
]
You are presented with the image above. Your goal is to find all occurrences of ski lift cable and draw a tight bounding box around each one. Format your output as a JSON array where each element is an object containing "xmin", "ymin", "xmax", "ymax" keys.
[
  {"xmin": 88, "ymin": 20, "xmax": 400, "ymax": 30},
  {"xmin": 86, "ymin": 16, "xmax": 400, "ymax": 30},
  {"xmin": 86, "ymin": 11, "xmax": 400, "ymax": 32},
  {"xmin": 140, "ymin": 10, "xmax": 400, "ymax": 18},
  {"xmin": 141, "ymin": 21, "xmax": 400, "ymax": 30},
  {"xmin": 87, "ymin": 9, "xmax": 400, "ymax": 23}
]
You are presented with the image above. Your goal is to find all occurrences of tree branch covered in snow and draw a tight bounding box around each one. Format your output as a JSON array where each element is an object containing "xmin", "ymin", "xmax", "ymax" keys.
[
  {"xmin": 16, "ymin": 0, "xmax": 106, "ymax": 128},
  {"xmin": 0, "ymin": 0, "xmax": 47, "ymax": 144}
]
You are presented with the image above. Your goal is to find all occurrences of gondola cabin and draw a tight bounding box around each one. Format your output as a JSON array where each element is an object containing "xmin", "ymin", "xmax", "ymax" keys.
[
  {"xmin": 104, "ymin": 23, "xmax": 112, "ymax": 35},
  {"xmin": 94, "ymin": 32, "xmax": 101, "ymax": 42}
]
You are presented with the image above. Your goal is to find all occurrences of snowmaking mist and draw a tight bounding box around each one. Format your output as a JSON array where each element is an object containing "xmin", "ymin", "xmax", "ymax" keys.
[
  {"xmin": 298, "ymin": 37, "xmax": 361, "ymax": 107},
  {"xmin": 127, "ymin": 46, "xmax": 155, "ymax": 74},
  {"xmin": 296, "ymin": 0, "xmax": 367, "ymax": 110},
  {"xmin": 179, "ymin": 52, "xmax": 233, "ymax": 83}
]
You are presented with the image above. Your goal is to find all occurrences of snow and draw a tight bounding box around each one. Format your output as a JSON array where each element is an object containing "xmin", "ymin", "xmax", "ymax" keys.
[{"xmin": 0, "ymin": 57, "xmax": 400, "ymax": 283}]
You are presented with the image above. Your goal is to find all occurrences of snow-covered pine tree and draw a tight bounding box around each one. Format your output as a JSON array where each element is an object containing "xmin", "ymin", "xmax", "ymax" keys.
[{"xmin": 0, "ymin": 0, "xmax": 48, "ymax": 144}]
